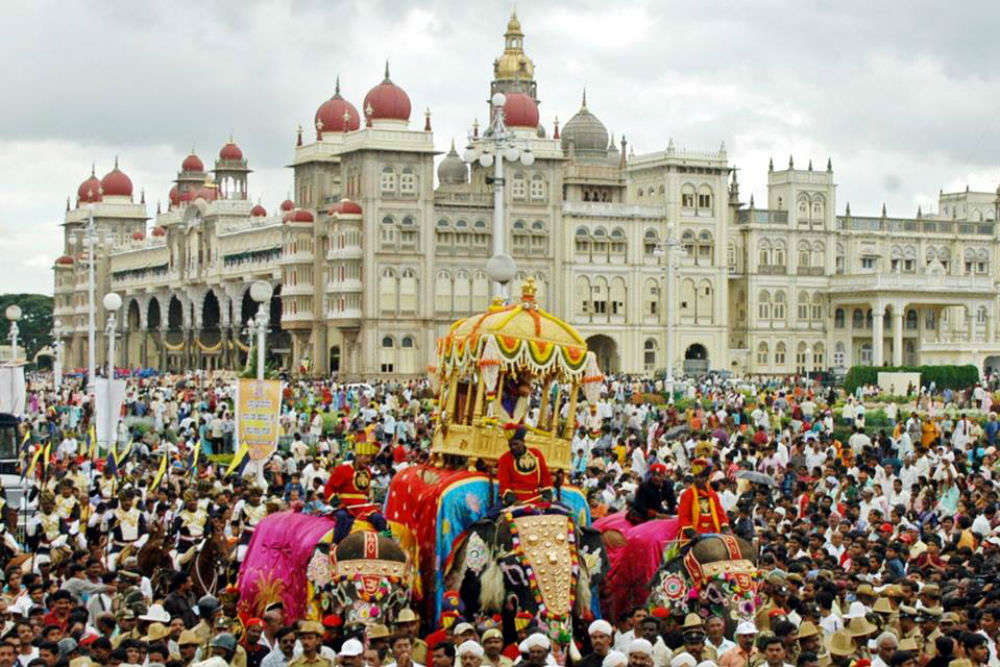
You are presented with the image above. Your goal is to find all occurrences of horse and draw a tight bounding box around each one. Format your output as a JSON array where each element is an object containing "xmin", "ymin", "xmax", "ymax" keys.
[
  {"xmin": 186, "ymin": 518, "xmax": 236, "ymax": 598},
  {"xmin": 136, "ymin": 521, "xmax": 175, "ymax": 598}
]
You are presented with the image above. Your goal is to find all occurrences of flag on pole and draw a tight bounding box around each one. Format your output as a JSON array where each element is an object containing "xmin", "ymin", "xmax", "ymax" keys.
[
  {"xmin": 105, "ymin": 441, "xmax": 118, "ymax": 476},
  {"xmin": 41, "ymin": 441, "xmax": 52, "ymax": 479},
  {"xmin": 87, "ymin": 424, "xmax": 97, "ymax": 461},
  {"xmin": 225, "ymin": 441, "xmax": 250, "ymax": 478},
  {"xmin": 114, "ymin": 440, "xmax": 133, "ymax": 467},
  {"xmin": 25, "ymin": 446, "xmax": 44, "ymax": 479},
  {"xmin": 188, "ymin": 445, "xmax": 200, "ymax": 477},
  {"xmin": 150, "ymin": 452, "xmax": 168, "ymax": 492}
]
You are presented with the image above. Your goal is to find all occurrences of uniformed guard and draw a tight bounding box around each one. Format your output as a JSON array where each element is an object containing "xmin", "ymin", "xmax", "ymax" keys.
[
  {"xmin": 26, "ymin": 490, "xmax": 69, "ymax": 564},
  {"xmin": 173, "ymin": 489, "xmax": 209, "ymax": 563},
  {"xmin": 289, "ymin": 621, "xmax": 334, "ymax": 667},
  {"xmin": 496, "ymin": 424, "xmax": 553, "ymax": 506},
  {"xmin": 232, "ymin": 485, "xmax": 267, "ymax": 561},
  {"xmin": 106, "ymin": 489, "xmax": 148, "ymax": 571}
]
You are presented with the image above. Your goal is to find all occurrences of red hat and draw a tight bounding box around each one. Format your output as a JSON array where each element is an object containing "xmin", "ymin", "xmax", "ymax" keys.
[
  {"xmin": 768, "ymin": 609, "xmax": 787, "ymax": 618},
  {"xmin": 650, "ymin": 607, "xmax": 669, "ymax": 619},
  {"xmin": 650, "ymin": 463, "xmax": 668, "ymax": 474},
  {"xmin": 322, "ymin": 614, "xmax": 343, "ymax": 628},
  {"xmin": 879, "ymin": 523, "xmax": 893, "ymax": 533},
  {"xmin": 246, "ymin": 618, "xmax": 264, "ymax": 629}
]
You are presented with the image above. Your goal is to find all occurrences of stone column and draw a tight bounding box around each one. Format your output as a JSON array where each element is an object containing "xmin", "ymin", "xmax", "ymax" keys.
[
  {"xmin": 872, "ymin": 302, "xmax": 886, "ymax": 367},
  {"xmin": 987, "ymin": 302, "xmax": 995, "ymax": 343},
  {"xmin": 892, "ymin": 304, "xmax": 904, "ymax": 366}
]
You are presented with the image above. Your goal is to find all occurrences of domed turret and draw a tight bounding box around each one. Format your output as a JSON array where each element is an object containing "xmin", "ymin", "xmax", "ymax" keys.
[
  {"xmin": 316, "ymin": 76, "xmax": 361, "ymax": 133},
  {"xmin": 168, "ymin": 186, "xmax": 180, "ymax": 207},
  {"xmin": 77, "ymin": 166, "xmax": 102, "ymax": 204},
  {"xmin": 181, "ymin": 152, "xmax": 204, "ymax": 172},
  {"xmin": 363, "ymin": 62, "xmax": 411, "ymax": 124},
  {"xmin": 100, "ymin": 158, "xmax": 133, "ymax": 198},
  {"xmin": 437, "ymin": 140, "xmax": 468, "ymax": 185},
  {"xmin": 250, "ymin": 203, "xmax": 267, "ymax": 217},
  {"xmin": 280, "ymin": 198, "xmax": 295, "ymax": 212},
  {"xmin": 560, "ymin": 90, "xmax": 609, "ymax": 162},
  {"xmin": 502, "ymin": 92, "xmax": 539, "ymax": 128},
  {"xmin": 219, "ymin": 141, "xmax": 243, "ymax": 161}
]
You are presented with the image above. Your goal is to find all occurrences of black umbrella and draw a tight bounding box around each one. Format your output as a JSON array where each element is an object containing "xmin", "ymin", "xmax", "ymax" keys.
[{"xmin": 735, "ymin": 470, "xmax": 775, "ymax": 486}]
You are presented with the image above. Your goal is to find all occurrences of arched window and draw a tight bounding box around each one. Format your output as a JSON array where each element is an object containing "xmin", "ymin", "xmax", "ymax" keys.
[
  {"xmin": 811, "ymin": 293, "xmax": 823, "ymax": 321},
  {"xmin": 812, "ymin": 241, "xmax": 825, "ymax": 269},
  {"xmin": 697, "ymin": 230, "xmax": 714, "ymax": 262},
  {"xmin": 758, "ymin": 290, "xmax": 771, "ymax": 320},
  {"xmin": 834, "ymin": 308, "xmax": 845, "ymax": 328},
  {"xmin": 575, "ymin": 276, "xmax": 591, "ymax": 317},
  {"xmin": 379, "ymin": 335, "xmax": 395, "ymax": 373},
  {"xmin": 379, "ymin": 268, "xmax": 397, "ymax": 314},
  {"xmin": 680, "ymin": 279, "xmax": 696, "ymax": 319},
  {"xmin": 681, "ymin": 229, "xmax": 696, "ymax": 257},
  {"xmin": 511, "ymin": 172, "xmax": 527, "ymax": 200},
  {"xmin": 399, "ymin": 167, "xmax": 417, "ymax": 195},
  {"xmin": 797, "ymin": 291, "xmax": 810, "ymax": 320},
  {"xmin": 434, "ymin": 270, "xmax": 451, "ymax": 313},
  {"xmin": 592, "ymin": 227, "xmax": 608, "ymax": 257},
  {"xmin": 759, "ymin": 239, "xmax": 772, "ymax": 267},
  {"xmin": 696, "ymin": 279, "xmax": 712, "ymax": 322},
  {"xmin": 399, "ymin": 268, "xmax": 417, "ymax": 313},
  {"xmin": 812, "ymin": 343, "xmax": 824, "ymax": 370},
  {"xmin": 797, "ymin": 195, "xmax": 809, "ymax": 218},
  {"xmin": 795, "ymin": 341, "xmax": 809, "ymax": 372},
  {"xmin": 644, "ymin": 278, "xmax": 659, "ymax": 317},
  {"xmin": 610, "ymin": 227, "xmax": 626, "ymax": 255},
  {"xmin": 773, "ymin": 291, "xmax": 786, "ymax": 320},
  {"xmin": 643, "ymin": 338, "xmax": 657, "ymax": 371},
  {"xmin": 380, "ymin": 167, "xmax": 396, "ymax": 194},
  {"xmin": 454, "ymin": 270, "xmax": 471, "ymax": 313},
  {"xmin": 592, "ymin": 277, "xmax": 609, "ymax": 315},
  {"xmin": 681, "ymin": 184, "xmax": 696, "ymax": 209},
  {"xmin": 798, "ymin": 241, "xmax": 811, "ymax": 268},
  {"xmin": 644, "ymin": 228, "xmax": 659, "ymax": 256},
  {"xmin": 757, "ymin": 342, "xmax": 769, "ymax": 365},
  {"xmin": 697, "ymin": 185, "xmax": 713, "ymax": 213},
  {"xmin": 609, "ymin": 277, "xmax": 627, "ymax": 317},
  {"xmin": 812, "ymin": 195, "xmax": 825, "ymax": 220},
  {"xmin": 852, "ymin": 308, "xmax": 864, "ymax": 328},
  {"xmin": 774, "ymin": 342, "xmax": 787, "ymax": 365},
  {"xmin": 905, "ymin": 309, "xmax": 918, "ymax": 330},
  {"xmin": 773, "ymin": 240, "xmax": 787, "ymax": 266},
  {"xmin": 530, "ymin": 175, "xmax": 546, "ymax": 200},
  {"xmin": 833, "ymin": 342, "xmax": 846, "ymax": 367},
  {"xmin": 472, "ymin": 271, "xmax": 489, "ymax": 310},
  {"xmin": 575, "ymin": 227, "xmax": 590, "ymax": 254}
]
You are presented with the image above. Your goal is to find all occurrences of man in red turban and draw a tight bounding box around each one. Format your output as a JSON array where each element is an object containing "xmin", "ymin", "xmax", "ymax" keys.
[
  {"xmin": 677, "ymin": 458, "xmax": 730, "ymax": 538},
  {"xmin": 496, "ymin": 425, "xmax": 553, "ymax": 506}
]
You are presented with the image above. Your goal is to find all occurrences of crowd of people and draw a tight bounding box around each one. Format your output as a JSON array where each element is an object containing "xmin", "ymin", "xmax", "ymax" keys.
[{"xmin": 4, "ymin": 369, "xmax": 1000, "ymax": 667}]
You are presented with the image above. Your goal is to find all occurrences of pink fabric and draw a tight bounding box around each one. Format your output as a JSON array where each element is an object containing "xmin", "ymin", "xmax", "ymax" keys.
[
  {"xmin": 596, "ymin": 514, "xmax": 681, "ymax": 619},
  {"xmin": 237, "ymin": 511, "xmax": 335, "ymax": 622}
]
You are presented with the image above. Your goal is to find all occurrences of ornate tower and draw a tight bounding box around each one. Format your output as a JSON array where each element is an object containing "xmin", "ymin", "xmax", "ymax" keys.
[{"xmin": 490, "ymin": 11, "xmax": 537, "ymax": 111}]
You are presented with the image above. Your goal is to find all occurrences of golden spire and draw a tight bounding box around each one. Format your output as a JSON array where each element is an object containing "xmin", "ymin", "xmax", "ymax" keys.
[{"xmin": 494, "ymin": 10, "xmax": 533, "ymax": 82}]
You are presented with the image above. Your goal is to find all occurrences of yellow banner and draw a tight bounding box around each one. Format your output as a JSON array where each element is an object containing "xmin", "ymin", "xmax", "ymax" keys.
[{"xmin": 235, "ymin": 378, "xmax": 282, "ymax": 461}]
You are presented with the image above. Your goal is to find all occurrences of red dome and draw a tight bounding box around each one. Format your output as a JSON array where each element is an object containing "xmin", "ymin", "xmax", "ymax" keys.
[
  {"xmin": 100, "ymin": 163, "xmax": 133, "ymax": 198},
  {"xmin": 151, "ymin": 225, "xmax": 167, "ymax": 237},
  {"xmin": 55, "ymin": 255, "xmax": 74, "ymax": 265},
  {"xmin": 132, "ymin": 231, "xmax": 145, "ymax": 241},
  {"xmin": 251, "ymin": 203, "xmax": 267, "ymax": 217},
  {"xmin": 502, "ymin": 92, "xmax": 539, "ymax": 128},
  {"xmin": 280, "ymin": 199, "xmax": 295, "ymax": 212},
  {"xmin": 332, "ymin": 198, "xmax": 363, "ymax": 215},
  {"xmin": 316, "ymin": 79, "xmax": 361, "ymax": 133},
  {"xmin": 77, "ymin": 172, "xmax": 102, "ymax": 203},
  {"xmin": 182, "ymin": 153, "xmax": 204, "ymax": 172},
  {"xmin": 195, "ymin": 186, "xmax": 218, "ymax": 201},
  {"xmin": 363, "ymin": 64, "xmax": 411, "ymax": 122},
  {"xmin": 284, "ymin": 208, "xmax": 314, "ymax": 223},
  {"xmin": 219, "ymin": 142, "xmax": 243, "ymax": 161},
  {"xmin": 169, "ymin": 186, "xmax": 180, "ymax": 205}
]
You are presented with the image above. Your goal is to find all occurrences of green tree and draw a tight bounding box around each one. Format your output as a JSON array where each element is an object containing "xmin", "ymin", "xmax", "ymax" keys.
[{"xmin": 0, "ymin": 294, "xmax": 53, "ymax": 363}]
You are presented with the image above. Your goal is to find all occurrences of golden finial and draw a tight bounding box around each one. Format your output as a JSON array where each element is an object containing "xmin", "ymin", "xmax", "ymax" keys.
[
  {"xmin": 521, "ymin": 276, "xmax": 537, "ymax": 301},
  {"xmin": 489, "ymin": 296, "xmax": 506, "ymax": 311}
]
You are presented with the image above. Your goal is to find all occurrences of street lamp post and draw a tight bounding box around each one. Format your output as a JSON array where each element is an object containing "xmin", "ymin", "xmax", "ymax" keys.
[
  {"xmin": 654, "ymin": 238, "xmax": 682, "ymax": 400},
  {"xmin": 5, "ymin": 305, "xmax": 21, "ymax": 363},
  {"xmin": 249, "ymin": 281, "xmax": 273, "ymax": 380},
  {"xmin": 103, "ymin": 293, "xmax": 122, "ymax": 380},
  {"xmin": 464, "ymin": 93, "xmax": 534, "ymax": 299},
  {"xmin": 52, "ymin": 318, "xmax": 62, "ymax": 391},
  {"xmin": 87, "ymin": 205, "xmax": 97, "ymax": 392}
]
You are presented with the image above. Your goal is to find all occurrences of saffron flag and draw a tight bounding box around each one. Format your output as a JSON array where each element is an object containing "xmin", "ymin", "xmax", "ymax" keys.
[{"xmin": 150, "ymin": 452, "xmax": 168, "ymax": 491}]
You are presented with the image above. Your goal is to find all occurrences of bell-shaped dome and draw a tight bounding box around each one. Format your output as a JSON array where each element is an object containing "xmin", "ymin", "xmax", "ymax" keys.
[
  {"xmin": 100, "ymin": 158, "xmax": 133, "ymax": 198},
  {"xmin": 363, "ymin": 62, "xmax": 411, "ymax": 123},
  {"xmin": 560, "ymin": 90, "xmax": 609, "ymax": 161},
  {"xmin": 77, "ymin": 167, "xmax": 102, "ymax": 204},
  {"xmin": 316, "ymin": 76, "xmax": 361, "ymax": 133},
  {"xmin": 437, "ymin": 140, "xmax": 467, "ymax": 185}
]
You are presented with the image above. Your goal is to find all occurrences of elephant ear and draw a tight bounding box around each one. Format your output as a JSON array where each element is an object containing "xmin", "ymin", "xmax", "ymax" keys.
[
  {"xmin": 479, "ymin": 558, "xmax": 505, "ymax": 612},
  {"xmin": 574, "ymin": 560, "xmax": 591, "ymax": 617}
]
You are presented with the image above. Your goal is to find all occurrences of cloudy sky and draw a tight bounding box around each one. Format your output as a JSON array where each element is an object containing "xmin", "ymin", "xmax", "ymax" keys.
[{"xmin": 3, "ymin": 1, "xmax": 1000, "ymax": 294}]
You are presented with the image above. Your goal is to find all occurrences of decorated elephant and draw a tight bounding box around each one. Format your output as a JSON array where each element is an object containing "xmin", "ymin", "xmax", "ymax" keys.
[
  {"xmin": 307, "ymin": 530, "xmax": 413, "ymax": 628},
  {"xmin": 646, "ymin": 534, "xmax": 759, "ymax": 632},
  {"xmin": 443, "ymin": 504, "xmax": 606, "ymax": 634},
  {"xmin": 595, "ymin": 515, "xmax": 758, "ymax": 630}
]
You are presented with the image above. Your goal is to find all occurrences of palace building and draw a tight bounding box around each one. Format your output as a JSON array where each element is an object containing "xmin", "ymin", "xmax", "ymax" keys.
[{"xmin": 52, "ymin": 13, "xmax": 1000, "ymax": 378}]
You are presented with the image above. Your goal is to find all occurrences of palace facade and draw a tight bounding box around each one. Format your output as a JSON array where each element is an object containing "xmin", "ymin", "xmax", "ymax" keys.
[{"xmin": 52, "ymin": 14, "xmax": 1000, "ymax": 378}]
